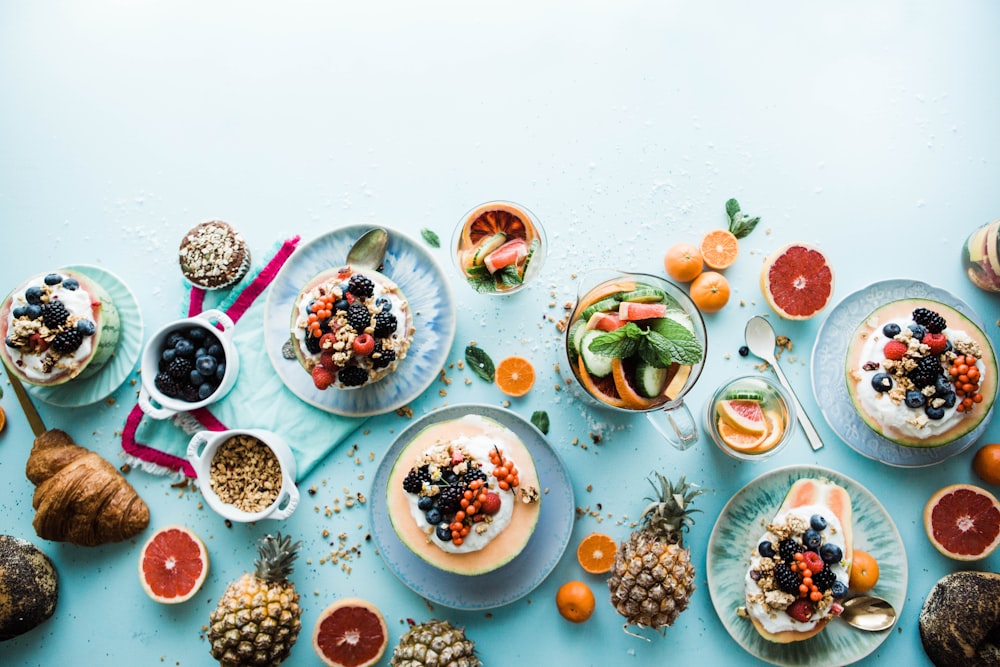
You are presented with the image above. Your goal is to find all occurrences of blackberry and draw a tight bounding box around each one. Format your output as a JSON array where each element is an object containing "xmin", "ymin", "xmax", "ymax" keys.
[
  {"xmin": 812, "ymin": 566, "xmax": 837, "ymax": 592},
  {"xmin": 179, "ymin": 383, "xmax": 200, "ymax": 403},
  {"xmin": 778, "ymin": 538, "xmax": 805, "ymax": 563},
  {"xmin": 461, "ymin": 468, "xmax": 488, "ymax": 486},
  {"xmin": 913, "ymin": 307, "xmax": 947, "ymax": 334},
  {"xmin": 51, "ymin": 328, "xmax": 83, "ymax": 353},
  {"xmin": 346, "ymin": 303, "xmax": 371, "ymax": 332},
  {"xmin": 773, "ymin": 561, "xmax": 801, "ymax": 594},
  {"xmin": 436, "ymin": 485, "xmax": 464, "ymax": 514},
  {"xmin": 168, "ymin": 357, "xmax": 194, "ymax": 379},
  {"xmin": 305, "ymin": 332, "xmax": 322, "ymax": 354},
  {"xmin": 373, "ymin": 310, "xmax": 397, "ymax": 337},
  {"xmin": 909, "ymin": 355, "xmax": 943, "ymax": 387},
  {"xmin": 372, "ymin": 346, "xmax": 397, "ymax": 370},
  {"xmin": 347, "ymin": 274, "xmax": 375, "ymax": 299},
  {"xmin": 154, "ymin": 372, "xmax": 180, "ymax": 398},
  {"xmin": 339, "ymin": 365, "xmax": 368, "ymax": 387},
  {"xmin": 41, "ymin": 301, "xmax": 69, "ymax": 328},
  {"xmin": 403, "ymin": 466, "xmax": 432, "ymax": 493}
]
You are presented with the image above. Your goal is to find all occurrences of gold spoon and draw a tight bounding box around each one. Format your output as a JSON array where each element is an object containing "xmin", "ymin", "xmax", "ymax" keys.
[
  {"xmin": 839, "ymin": 594, "xmax": 897, "ymax": 631},
  {"xmin": 5, "ymin": 368, "xmax": 46, "ymax": 436}
]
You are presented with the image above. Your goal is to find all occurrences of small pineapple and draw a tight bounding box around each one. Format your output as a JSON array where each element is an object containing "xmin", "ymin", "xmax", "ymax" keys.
[
  {"xmin": 208, "ymin": 533, "xmax": 303, "ymax": 667},
  {"xmin": 389, "ymin": 619, "xmax": 482, "ymax": 667},
  {"xmin": 608, "ymin": 473, "xmax": 705, "ymax": 635}
]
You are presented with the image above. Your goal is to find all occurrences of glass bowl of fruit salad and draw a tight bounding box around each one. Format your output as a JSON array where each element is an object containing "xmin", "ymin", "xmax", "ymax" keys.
[
  {"xmin": 704, "ymin": 375, "xmax": 795, "ymax": 461},
  {"xmin": 565, "ymin": 269, "xmax": 707, "ymax": 449},
  {"xmin": 452, "ymin": 200, "xmax": 546, "ymax": 295}
]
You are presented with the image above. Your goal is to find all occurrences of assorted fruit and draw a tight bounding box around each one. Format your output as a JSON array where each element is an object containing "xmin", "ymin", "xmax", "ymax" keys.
[
  {"xmin": 455, "ymin": 201, "xmax": 543, "ymax": 293},
  {"xmin": 152, "ymin": 324, "xmax": 228, "ymax": 402},
  {"xmin": 710, "ymin": 379, "xmax": 789, "ymax": 457}
]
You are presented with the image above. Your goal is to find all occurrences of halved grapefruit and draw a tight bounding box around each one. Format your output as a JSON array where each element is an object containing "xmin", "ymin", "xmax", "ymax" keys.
[
  {"xmin": 312, "ymin": 598, "xmax": 388, "ymax": 667},
  {"xmin": 923, "ymin": 483, "xmax": 1000, "ymax": 560},
  {"xmin": 717, "ymin": 399, "xmax": 766, "ymax": 434},
  {"xmin": 760, "ymin": 243, "xmax": 835, "ymax": 320},
  {"xmin": 138, "ymin": 526, "xmax": 209, "ymax": 604}
]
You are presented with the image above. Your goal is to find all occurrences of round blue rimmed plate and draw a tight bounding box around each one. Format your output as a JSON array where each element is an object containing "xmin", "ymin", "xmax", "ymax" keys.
[
  {"xmin": 811, "ymin": 279, "xmax": 993, "ymax": 467},
  {"xmin": 369, "ymin": 404, "xmax": 575, "ymax": 610},
  {"xmin": 263, "ymin": 225, "xmax": 457, "ymax": 417},
  {"xmin": 706, "ymin": 465, "xmax": 907, "ymax": 667},
  {"xmin": 27, "ymin": 264, "xmax": 143, "ymax": 407}
]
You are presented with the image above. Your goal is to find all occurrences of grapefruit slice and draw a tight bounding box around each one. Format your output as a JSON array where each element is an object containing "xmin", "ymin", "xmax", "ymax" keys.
[
  {"xmin": 717, "ymin": 399, "xmax": 766, "ymax": 434},
  {"xmin": 760, "ymin": 243, "xmax": 835, "ymax": 320},
  {"xmin": 312, "ymin": 598, "xmax": 388, "ymax": 667},
  {"xmin": 748, "ymin": 410, "xmax": 786, "ymax": 453},
  {"xmin": 138, "ymin": 526, "xmax": 209, "ymax": 604},
  {"xmin": 923, "ymin": 483, "xmax": 1000, "ymax": 560},
  {"xmin": 611, "ymin": 358, "xmax": 659, "ymax": 410},
  {"xmin": 577, "ymin": 356, "xmax": 627, "ymax": 408},
  {"xmin": 483, "ymin": 238, "xmax": 528, "ymax": 274}
]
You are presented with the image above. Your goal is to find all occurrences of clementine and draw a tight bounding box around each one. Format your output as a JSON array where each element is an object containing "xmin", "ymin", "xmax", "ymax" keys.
[
  {"xmin": 973, "ymin": 444, "xmax": 1000, "ymax": 486},
  {"xmin": 700, "ymin": 229, "xmax": 739, "ymax": 270},
  {"xmin": 664, "ymin": 243, "xmax": 704, "ymax": 283},
  {"xmin": 690, "ymin": 271, "xmax": 730, "ymax": 313},
  {"xmin": 495, "ymin": 356, "xmax": 535, "ymax": 397},
  {"xmin": 556, "ymin": 580, "xmax": 596, "ymax": 623},
  {"xmin": 576, "ymin": 533, "xmax": 617, "ymax": 574},
  {"xmin": 849, "ymin": 550, "xmax": 879, "ymax": 592}
]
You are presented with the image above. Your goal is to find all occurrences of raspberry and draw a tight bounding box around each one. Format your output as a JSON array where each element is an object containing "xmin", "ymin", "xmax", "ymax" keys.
[
  {"xmin": 352, "ymin": 333, "xmax": 375, "ymax": 356},
  {"xmin": 319, "ymin": 333, "xmax": 337, "ymax": 351},
  {"xmin": 923, "ymin": 332, "xmax": 948, "ymax": 355},
  {"xmin": 311, "ymin": 364, "xmax": 335, "ymax": 390},
  {"xmin": 883, "ymin": 340, "xmax": 907, "ymax": 361},
  {"xmin": 786, "ymin": 599, "xmax": 814, "ymax": 623},
  {"xmin": 319, "ymin": 351, "xmax": 337, "ymax": 371},
  {"xmin": 481, "ymin": 492, "xmax": 502, "ymax": 515},
  {"xmin": 802, "ymin": 551, "xmax": 824, "ymax": 575}
]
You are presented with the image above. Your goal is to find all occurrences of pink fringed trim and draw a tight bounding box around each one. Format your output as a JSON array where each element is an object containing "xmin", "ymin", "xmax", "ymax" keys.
[
  {"xmin": 122, "ymin": 403, "xmax": 197, "ymax": 477},
  {"xmin": 190, "ymin": 407, "xmax": 228, "ymax": 432},
  {"xmin": 226, "ymin": 236, "xmax": 300, "ymax": 323},
  {"xmin": 188, "ymin": 287, "xmax": 206, "ymax": 317}
]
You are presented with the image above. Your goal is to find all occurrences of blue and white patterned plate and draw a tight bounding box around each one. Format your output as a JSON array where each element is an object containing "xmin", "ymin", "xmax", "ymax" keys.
[
  {"xmin": 706, "ymin": 465, "xmax": 906, "ymax": 667},
  {"xmin": 369, "ymin": 404, "xmax": 575, "ymax": 610},
  {"xmin": 28, "ymin": 264, "xmax": 143, "ymax": 407},
  {"xmin": 264, "ymin": 225, "xmax": 456, "ymax": 417},
  {"xmin": 811, "ymin": 279, "xmax": 993, "ymax": 467}
]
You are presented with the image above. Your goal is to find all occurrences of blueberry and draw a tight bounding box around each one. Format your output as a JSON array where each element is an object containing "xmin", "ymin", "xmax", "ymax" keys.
[
  {"xmin": 11, "ymin": 306, "xmax": 27, "ymax": 318},
  {"xmin": 215, "ymin": 363, "xmax": 226, "ymax": 381},
  {"xmin": 207, "ymin": 343, "xmax": 224, "ymax": 359},
  {"xmin": 5, "ymin": 335, "xmax": 17, "ymax": 348},
  {"xmin": 904, "ymin": 390, "xmax": 925, "ymax": 408},
  {"xmin": 417, "ymin": 496, "xmax": 434, "ymax": 511},
  {"xmin": 25, "ymin": 286, "xmax": 43, "ymax": 305},
  {"xmin": 926, "ymin": 404, "xmax": 946, "ymax": 420},
  {"xmin": 802, "ymin": 529, "xmax": 822, "ymax": 550},
  {"xmin": 166, "ymin": 332, "xmax": 186, "ymax": 349},
  {"xmin": 820, "ymin": 542, "xmax": 843, "ymax": 564},
  {"xmin": 188, "ymin": 327, "xmax": 207, "ymax": 341},
  {"xmin": 443, "ymin": 471, "xmax": 459, "ymax": 485},
  {"xmin": 871, "ymin": 372, "xmax": 893, "ymax": 393},
  {"xmin": 190, "ymin": 369, "xmax": 205, "ymax": 386},
  {"xmin": 76, "ymin": 319, "xmax": 96, "ymax": 336},
  {"xmin": 757, "ymin": 541, "xmax": 776, "ymax": 558},
  {"xmin": 738, "ymin": 345, "xmax": 750, "ymax": 357},
  {"xmin": 810, "ymin": 514, "xmax": 828, "ymax": 531},
  {"xmin": 61, "ymin": 278, "xmax": 79, "ymax": 290},
  {"xmin": 161, "ymin": 347, "xmax": 177, "ymax": 363},
  {"xmin": 882, "ymin": 323, "xmax": 901, "ymax": 337},
  {"xmin": 942, "ymin": 391, "xmax": 956, "ymax": 408},
  {"xmin": 425, "ymin": 508, "xmax": 442, "ymax": 525},
  {"xmin": 908, "ymin": 323, "xmax": 927, "ymax": 340},
  {"xmin": 435, "ymin": 524, "xmax": 453, "ymax": 541},
  {"xmin": 196, "ymin": 355, "xmax": 217, "ymax": 376},
  {"xmin": 194, "ymin": 347, "xmax": 207, "ymax": 360},
  {"xmin": 197, "ymin": 383, "xmax": 215, "ymax": 400},
  {"xmin": 174, "ymin": 339, "xmax": 195, "ymax": 358},
  {"xmin": 43, "ymin": 273, "xmax": 62, "ymax": 285},
  {"xmin": 934, "ymin": 376, "xmax": 952, "ymax": 396},
  {"xmin": 375, "ymin": 297, "xmax": 392, "ymax": 312},
  {"xmin": 333, "ymin": 299, "xmax": 350, "ymax": 313},
  {"xmin": 830, "ymin": 580, "xmax": 848, "ymax": 599},
  {"xmin": 25, "ymin": 304, "xmax": 41, "ymax": 319}
]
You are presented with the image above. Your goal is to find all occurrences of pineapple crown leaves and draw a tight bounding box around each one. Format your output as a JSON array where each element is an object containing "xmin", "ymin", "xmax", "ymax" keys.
[
  {"xmin": 254, "ymin": 532, "xmax": 301, "ymax": 583},
  {"xmin": 638, "ymin": 473, "xmax": 707, "ymax": 546}
]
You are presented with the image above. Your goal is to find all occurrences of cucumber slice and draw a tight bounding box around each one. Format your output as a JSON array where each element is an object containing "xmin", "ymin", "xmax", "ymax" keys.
[
  {"xmin": 724, "ymin": 389, "xmax": 765, "ymax": 402},
  {"xmin": 568, "ymin": 318, "xmax": 587, "ymax": 362},
  {"xmin": 520, "ymin": 237, "xmax": 541, "ymax": 276},
  {"xmin": 622, "ymin": 287, "xmax": 666, "ymax": 303},
  {"xmin": 636, "ymin": 362, "xmax": 668, "ymax": 398},
  {"xmin": 580, "ymin": 330, "xmax": 614, "ymax": 378},
  {"xmin": 471, "ymin": 232, "xmax": 507, "ymax": 265},
  {"xmin": 581, "ymin": 295, "xmax": 624, "ymax": 320}
]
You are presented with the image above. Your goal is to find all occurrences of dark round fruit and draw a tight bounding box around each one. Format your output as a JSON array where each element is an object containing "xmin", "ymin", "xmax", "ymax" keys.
[
  {"xmin": 810, "ymin": 514, "xmax": 827, "ymax": 531},
  {"xmin": 926, "ymin": 404, "xmax": 946, "ymax": 420},
  {"xmin": 802, "ymin": 529, "xmax": 822, "ymax": 550},
  {"xmin": 25, "ymin": 286, "xmax": 43, "ymax": 305},
  {"xmin": 174, "ymin": 339, "xmax": 195, "ymax": 358},
  {"xmin": 61, "ymin": 278, "xmax": 79, "ymax": 290},
  {"xmin": 166, "ymin": 332, "xmax": 186, "ymax": 349},
  {"xmin": 820, "ymin": 542, "xmax": 843, "ymax": 564},
  {"xmin": 187, "ymin": 327, "xmax": 207, "ymax": 341},
  {"xmin": 757, "ymin": 541, "xmax": 776, "ymax": 558},
  {"xmin": 207, "ymin": 343, "xmax": 224, "ymax": 359},
  {"xmin": 738, "ymin": 345, "xmax": 749, "ymax": 357},
  {"xmin": 197, "ymin": 383, "xmax": 215, "ymax": 400},
  {"xmin": 871, "ymin": 372, "xmax": 893, "ymax": 393},
  {"xmin": 338, "ymin": 365, "xmax": 368, "ymax": 387},
  {"xmin": 196, "ymin": 356, "xmax": 217, "ymax": 376},
  {"xmin": 830, "ymin": 580, "xmax": 848, "ymax": 598},
  {"xmin": 43, "ymin": 273, "xmax": 62, "ymax": 285},
  {"xmin": 189, "ymin": 370, "xmax": 204, "ymax": 386},
  {"xmin": 76, "ymin": 319, "xmax": 96, "ymax": 336},
  {"xmin": 425, "ymin": 508, "xmax": 442, "ymax": 525},
  {"xmin": 347, "ymin": 274, "xmax": 375, "ymax": 299},
  {"xmin": 11, "ymin": 306, "xmax": 27, "ymax": 318},
  {"xmin": 51, "ymin": 328, "xmax": 83, "ymax": 354},
  {"xmin": 215, "ymin": 363, "xmax": 226, "ymax": 381},
  {"xmin": 333, "ymin": 298, "xmax": 350, "ymax": 313},
  {"xmin": 908, "ymin": 323, "xmax": 927, "ymax": 340},
  {"xmin": 882, "ymin": 323, "xmax": 901, "ymax": 337},
  {"xmin": 25, "ymin": 304, "xmax": 41, "ymax": 320},
  {"xmin": 905, "ymin": 390, "xmax": 926, "ymax": 408},
  {"xmin": 161, "ymin": 348, "xmax": 176, "ymax": 363},
  {"xmin": 435, "ymin": 524, "xmax": 452, "ymax": 541},
  {"xmin": 373, "ymin": 311, "xmax": 397, "ymax": 338},
  {"xmin": 375, "ymin": 297, "xmax": 392, "ymax": 312},
  {"xmin": 417, "ymin": 496, "xmax": 434, "ymax": 511}
]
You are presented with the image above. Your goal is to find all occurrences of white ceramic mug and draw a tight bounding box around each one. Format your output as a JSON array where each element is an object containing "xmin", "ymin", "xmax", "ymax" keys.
[
  {"xmin": 138, "ymin": 309, "xmax": 239, "ymax": 419},
  {"xmin": 186, "ymin": 428, "xmax": 299, "ymax": 522}
]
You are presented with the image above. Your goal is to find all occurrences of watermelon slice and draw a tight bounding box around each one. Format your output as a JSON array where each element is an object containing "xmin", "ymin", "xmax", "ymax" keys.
[
  {"xmin": 618, "ymin": 301, "xmax": 668, "ymax": 321},
  {"xmin": 586, "ymin": 311, "xmax": 624, "ymax": 331}
]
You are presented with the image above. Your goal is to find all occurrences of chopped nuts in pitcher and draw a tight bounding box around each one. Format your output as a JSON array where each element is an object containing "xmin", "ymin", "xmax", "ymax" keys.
[{"xmin": 209, "ymin": 434, "xmax": 282, "ymax": 513}]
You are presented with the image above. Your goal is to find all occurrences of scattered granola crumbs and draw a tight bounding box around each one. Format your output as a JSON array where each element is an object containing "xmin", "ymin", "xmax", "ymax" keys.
[
  {"xmin": 369, "ymin": 451, "xmax": 375, "ymax": 461},
  {"xmin": 395, "ymin": 406, "xmax": 414, "ymax": 418},
  {"xmin": 322, "ymin": 529, "xmax": 330, "ymax": 538},
  {"xmin": 465, "ymin": 378, "xmax": 472, "ymax": 385},
  {"xmin": 363, "ymin": 428, "xmax": 370, "ymax": 435},
  {"xmin": 355, "ymin": 457, "xmax": 361, "ymax": 465},
  {"xmin": 120, "ymin": 463, "xmax": 131, "ymax": 474},
  {"xmin": 457, "ymin": 360, "xmax": 465, "ymax": 370},
  {"xmin": 358, "ymin": 473, "xmax": 365, "ymax": 480},
  {"xmin": 439, "ymin": 389, "xmax": 448, "ymax": 397},
  {"xmin": 197, "ymin": 502, "xmax": 203, "ymax": 510},
  {"xmin": 586, "ymin": 484, "xmax": 593, "ymax": 492},
  {"xmin": 590, "ymin": 432, "xmax": 602, "ymax": 444},
  {"xmin": 502, "ymin": 400, "xmax": 511, "ymax": 408},
  {"xmin": 356, "ymin": 492, "xmax": 367, "ymax": 504}
]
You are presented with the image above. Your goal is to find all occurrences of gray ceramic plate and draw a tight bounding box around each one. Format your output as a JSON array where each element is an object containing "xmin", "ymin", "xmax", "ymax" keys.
[
  {"xmin": 706, "ymin": 465, "xmax": 907, "ymax": 667},
  {"xmin": 370, "ymin": 404, "xmax": 574, "ymax": 610}
]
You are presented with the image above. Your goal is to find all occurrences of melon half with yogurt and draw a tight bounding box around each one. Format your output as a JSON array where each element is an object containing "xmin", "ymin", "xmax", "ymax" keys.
[
  {"xmin": 1, "ymin": 270, "xmax": 120, "ymax": 387},
  {"xmin": 386, "ymin": 414, "xmax": 541, "ymax": 576},
  {"xmin": 745, "ymin": 478, "xmax": 853, "ymax": 644},
  {"xmin": 845, "ymin": 299, "xmax": 997, "ymax": 448}
]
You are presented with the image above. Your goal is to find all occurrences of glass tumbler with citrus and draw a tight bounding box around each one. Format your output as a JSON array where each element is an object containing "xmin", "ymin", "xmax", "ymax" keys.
[
  {"xmin": 452, "ymin": 201, "xmax": 546, "ymax": 295},
  {"xmin": 565, "ymin": 269, "xmax": 707, "ymax": 449},
  {"xmin": 704, "ymin": 375, "xmax": 795, "ymax": 460}
]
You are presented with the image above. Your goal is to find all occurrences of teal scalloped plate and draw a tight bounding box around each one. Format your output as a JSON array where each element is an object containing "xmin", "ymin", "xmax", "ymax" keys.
[
  {"xmin": 706, "ymin": 465, "xmax": 907, "ymax": 666},
  {"xmin": 27, "ymin": 264, "xmax": 143, "ymax": 407}
]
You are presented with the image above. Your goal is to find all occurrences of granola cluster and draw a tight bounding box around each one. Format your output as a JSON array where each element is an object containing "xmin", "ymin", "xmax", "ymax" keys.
[{"xmin": 208, "ymin": 434, "xmax": 283, "ymax": 513}]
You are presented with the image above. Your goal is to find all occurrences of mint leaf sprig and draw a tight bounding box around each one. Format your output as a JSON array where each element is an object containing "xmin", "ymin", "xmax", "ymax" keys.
[
  {"xmin": 725, "ymin": 198, "xmax": 760, "ymax": 239},
  {"xmin": 587, "ymin": 321, "xmax": 703, "ymax": 368}
]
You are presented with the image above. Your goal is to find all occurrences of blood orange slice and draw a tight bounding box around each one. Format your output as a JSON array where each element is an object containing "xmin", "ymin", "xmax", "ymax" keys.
[
  {"xmin": 577, "ymin": 356, "xmax": 627, "ymax": 408},
  {"xmin": 923, "ymin": 483, "xmax": 1000, "ymax": 560},
  {"xmin": 717, "ymin": 399, "xmax": 766, "ymax": 434},
  {"xmin": 462, "ymin": 203, "xmax": 529, "ymax": 247},
  {"xmin": 138, "ymin": 525, "xmax": 209, "ymax": 604},
  {"xmin": 312, "ymin": 598, "xmax": 388, "ymax": 667},
  {"xmin": 760, "ymin": 243, "xmax": 835, "ymax": 320}
]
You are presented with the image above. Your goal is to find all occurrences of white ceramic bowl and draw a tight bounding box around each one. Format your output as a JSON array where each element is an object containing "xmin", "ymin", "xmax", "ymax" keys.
[
  {"xmin": 186, "ymin": 428, "xmax": 299, "ymax": 522},
  {"xmin": 138, "ymin": 309, "xmax": 239, "ymax": 419}
]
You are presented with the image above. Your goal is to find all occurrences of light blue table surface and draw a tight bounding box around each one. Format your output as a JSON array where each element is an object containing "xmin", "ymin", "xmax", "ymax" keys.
[{"xmin": 2, "ymin": 2, "xmax": 999, "ymax": 665}]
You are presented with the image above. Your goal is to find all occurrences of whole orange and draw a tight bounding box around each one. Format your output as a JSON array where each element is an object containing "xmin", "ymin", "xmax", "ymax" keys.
[
  {"xmin": 555, "ymin": 580, "xmax": 595, "ymax": 623},
  {"xmin": 849, "ymin": 550, "xmax": 879, "ymax": 593},
  {"xmin": 690, "ymin": 271, "xmax": 730, "ymax": 313},
  {"xmin": 973, "ymin": 444, "xmax": 1000, "ymax": 485},
  {"xmin": 664, "ymin": 243, "xmax": 704, "ymax": 283}
]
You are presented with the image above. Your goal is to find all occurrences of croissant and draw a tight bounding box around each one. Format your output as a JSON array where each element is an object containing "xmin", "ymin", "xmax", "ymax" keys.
[{"xmin": 25, "ymin": 429, "xmax": 150, "ymax": 546}]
